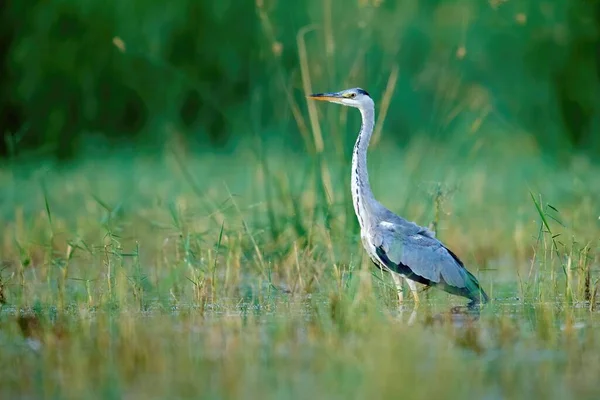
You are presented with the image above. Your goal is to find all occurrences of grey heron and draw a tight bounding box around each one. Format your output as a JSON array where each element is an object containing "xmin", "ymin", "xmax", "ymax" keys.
[{"xmin": 308, "ymin": 88, "xmax": 489, "ymax": 307}]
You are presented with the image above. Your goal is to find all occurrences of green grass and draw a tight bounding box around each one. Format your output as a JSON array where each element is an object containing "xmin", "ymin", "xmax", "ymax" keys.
[{"xmin": 0, "ymin": 136, "xmax": 599, "ymax": 399}]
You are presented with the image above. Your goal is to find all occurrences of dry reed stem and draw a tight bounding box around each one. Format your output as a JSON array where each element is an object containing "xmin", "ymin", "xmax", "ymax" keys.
[
  {"xmin": 372, "ymin": 64, "xmax": 399, "ymax": 147},
  {"xmin": 297, "ymin": 24, "xmax": 324, "ymax": 153},
  {"xmin": 255, "ymin": 4, "xmax": 313, "ymax": 152}
]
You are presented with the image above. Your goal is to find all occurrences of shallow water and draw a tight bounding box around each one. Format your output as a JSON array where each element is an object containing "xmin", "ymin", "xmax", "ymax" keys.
[{"xmin": 1, "ymin": 293, "xmax": 600, "ymax": 399}]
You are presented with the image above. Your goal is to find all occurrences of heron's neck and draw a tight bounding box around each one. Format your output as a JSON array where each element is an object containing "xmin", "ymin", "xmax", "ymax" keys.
[{"xmin": 351, "ymin": 105, "xmax": 377, "ymax": 228}]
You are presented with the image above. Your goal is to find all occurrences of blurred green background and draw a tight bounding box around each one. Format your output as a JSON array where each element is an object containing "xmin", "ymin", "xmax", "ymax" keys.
[{"xmin": 2, "ymin": 0, "xmax": 600, "ymax": 161}]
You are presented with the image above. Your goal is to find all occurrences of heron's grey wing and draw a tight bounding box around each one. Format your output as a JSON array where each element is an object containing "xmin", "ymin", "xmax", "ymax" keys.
[
  {"xmin": 372, "ymin": 221, "xmax": 484, "ymax": 299},
  {"xmin": 380, "ymin": 209, "xmax": 436, "ymax": 238}
]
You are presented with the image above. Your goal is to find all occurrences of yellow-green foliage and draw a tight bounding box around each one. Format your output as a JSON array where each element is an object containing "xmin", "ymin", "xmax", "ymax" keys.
[{"xmin": 0, "ymin": 140, "xmax": 599, "ymax": 398}]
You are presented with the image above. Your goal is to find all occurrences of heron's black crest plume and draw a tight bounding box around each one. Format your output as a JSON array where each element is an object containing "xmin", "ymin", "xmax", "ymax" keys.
[{"xmin": 356, "ymin": 88, "xmax": 370, "ymax": 97}]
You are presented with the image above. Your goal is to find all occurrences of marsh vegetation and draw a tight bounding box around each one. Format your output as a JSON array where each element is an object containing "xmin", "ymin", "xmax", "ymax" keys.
[{"xmin": 2, "ymin": 1, "xmax": 600, "ymax": 398}]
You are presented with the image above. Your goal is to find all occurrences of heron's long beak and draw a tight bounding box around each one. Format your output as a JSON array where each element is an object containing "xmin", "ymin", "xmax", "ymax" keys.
[{"xmin": 307, "ymin": 92, "xmax": 343, "ymax": 103}]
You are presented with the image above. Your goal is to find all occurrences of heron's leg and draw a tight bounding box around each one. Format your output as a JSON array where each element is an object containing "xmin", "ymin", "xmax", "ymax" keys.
[
  {"xmin": 406, "ymin": 308, "xmax": 418, "ymax": 326},
  {"xmin": 406, "ymin": 278, "xmax": 420, "ymax": 304},
  {"xmin": 390, "ymin": 273, "xmax": 404, "ymax": 304}
]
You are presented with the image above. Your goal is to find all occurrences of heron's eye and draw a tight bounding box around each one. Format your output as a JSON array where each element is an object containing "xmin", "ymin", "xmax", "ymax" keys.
[{"xmin": 349, "ymin": 93, "xmax": 356, "ymax": 99}]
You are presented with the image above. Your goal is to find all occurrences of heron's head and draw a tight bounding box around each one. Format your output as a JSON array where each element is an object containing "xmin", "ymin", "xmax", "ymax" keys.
[{"xmin": 308, "ymin": 87, "xmax": 372, "ymax": 109}]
